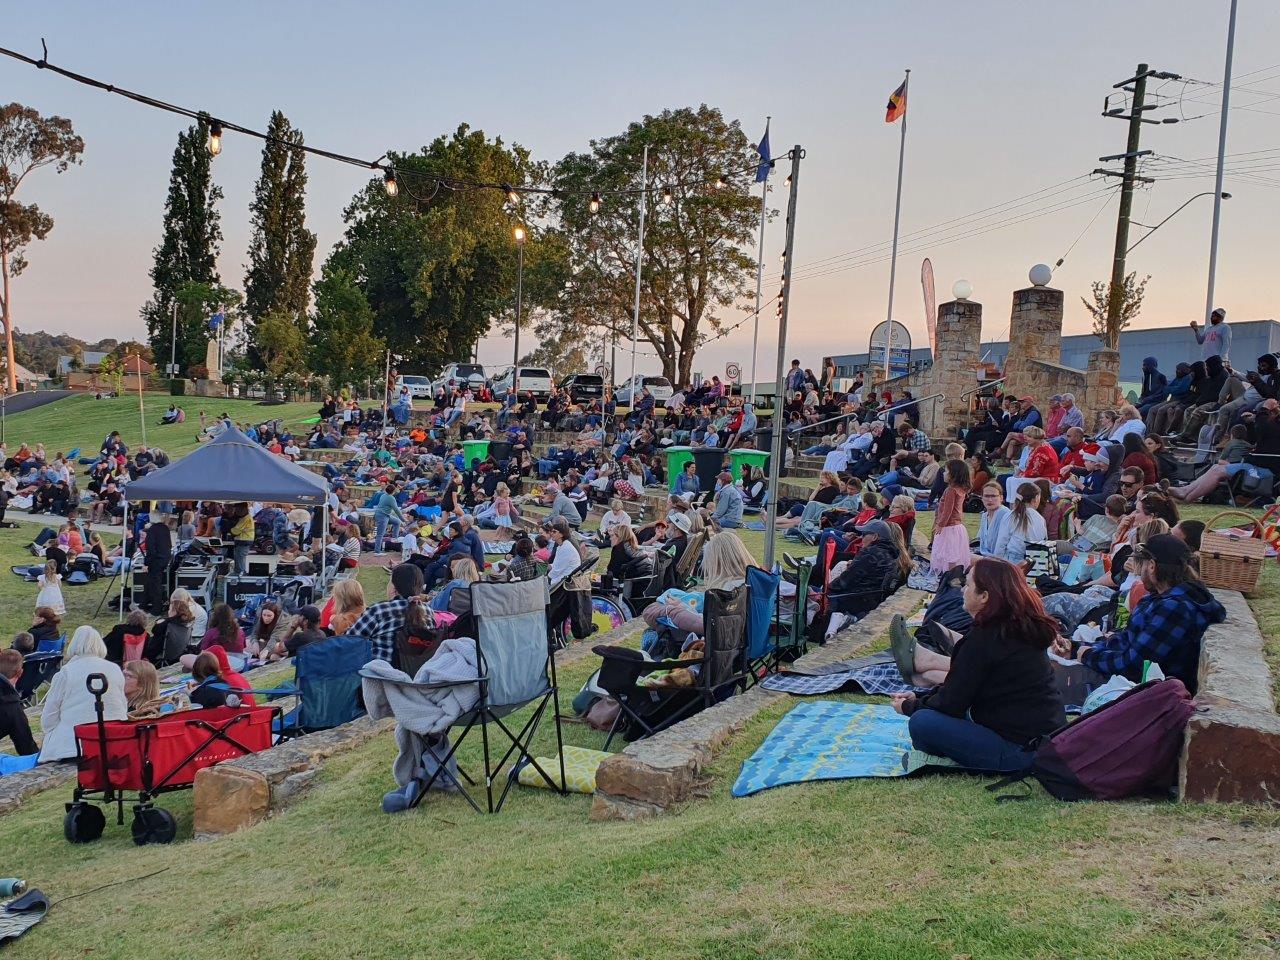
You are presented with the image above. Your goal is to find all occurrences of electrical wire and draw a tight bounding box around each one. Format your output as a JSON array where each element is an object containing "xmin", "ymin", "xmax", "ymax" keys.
[
  {"xmin": 0, "ymin": 40, "xmax": 784, "ymax": 200},
  {"xmin": 49, "ymin": 868, "xmax": 170, "ymax": 907}
]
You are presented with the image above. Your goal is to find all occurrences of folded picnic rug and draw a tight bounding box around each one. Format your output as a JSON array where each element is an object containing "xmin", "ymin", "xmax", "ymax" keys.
[
  {"xmin": 732, "ymin": 700, "xmax": 957, "ymax": 797},
  {"xmin": 760, "ymin": 651, "xmax": 931, "ymax": 697}
]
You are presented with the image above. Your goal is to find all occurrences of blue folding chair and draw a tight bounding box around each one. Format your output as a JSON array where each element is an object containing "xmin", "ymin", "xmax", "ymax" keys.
[
  {"xmin": 745, "ymin": 565, "xmax": 781, "ymax": 683},
  {"xmin": 36, "ymin": 635, "xmax": 66, "ymax": 655},
  {"xmin": 254, "ymin": 635, "xmax": 374, "ymax": 737}
]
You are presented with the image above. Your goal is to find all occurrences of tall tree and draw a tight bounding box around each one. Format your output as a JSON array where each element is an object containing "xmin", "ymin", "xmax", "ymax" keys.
[
  {"xmin": 142, "ymin": 120, "xmax": 223, "ymax": 373},
  {"xmin": 174, "ymin": 281, "xmax": 241, "ymax": 375},
  {"xmin": 552, "ymin": 105, "xmax": 760, "ymax": 385},
  {"xmin": 254, "ymin": 309, "xmax": 308, "ymax": 382},
  {"xmin": 325, "ymin": 123, "xmax": 564, "ymax": 375},
  {"xmin": 243, "ymin": 111, "xmax": 316, "ymax": 364},
  {"xmin": 0, "ymin": 103, "xmax": 84, "ymax": 392},
  {"xmin": 309, "ymin": 265, "xmax": 385, "ymax": 387},
  {"xmin": 1082, "ymin": 272, "xmax": 1149, "ymax": 350}
]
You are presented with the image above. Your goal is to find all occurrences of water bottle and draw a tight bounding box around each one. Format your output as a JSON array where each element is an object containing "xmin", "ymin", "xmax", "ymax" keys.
[{"xmin": 0, "ymin": 878, "xmax": 27, "ymax": 897}]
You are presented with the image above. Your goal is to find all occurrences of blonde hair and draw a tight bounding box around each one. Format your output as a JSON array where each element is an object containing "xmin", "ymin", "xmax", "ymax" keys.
[
  {"xmin": 819, "ymin": 470, "xmax": 839, "ymax": 487},
  {"xmin": 890, "ymin": 494, "xmax": 915, "ymax": 515},
  {"xmin": 886, "ymin": 523, "xmax": 913, "ymax": 578},
  {"xmin": 611, "ymin": 524, "xmax": 639, "ymax": 550},
  {"xmin": 1023, "ymin": 425, "xmax": 1045, "ymax": 441},
  {"xmin": 1135, "ymin": 518, "xmax": 1170, "ymax": 544},
  {"xmin": 701, "ymin": 531, "xmax": 754, "ymax": 590},
  {"xmin": 945, "ymin": 442, "xmax": 965, "ymax": 460},
  {"xmin": 168, "ymin": 588, "xmax": 196, "ymax": 624},
  {"xmin": 686, "ymin": 509, "xmax": 706, "ymax": 535},
  {"xmin": 495, "ymin": 482, "xmax": 510, "ymax": 498},
  {"xmin": 610, "ymin": 497, "xmax": 625, "ymax": 512},
  {"xmin": 449, "ymin": 557, "xmax": 480, "ymax": 584},
  {"xmin": 43, "ymin": 559, "xmax": 57, "ymax": 578},
  {"xmin": 1118, "ymin": 403, "xmax": 1142, "ymax": 422},
  {"xmin": 124, "ymin": 660, "xmax": 160, "ymax": 709},
  {"xmin": 331, "ymin": 578, "xmax": 365, "ymax": 615},
  {"xmin": 65, "ymin": 625, "xmax": 107, "ymax": 663}
]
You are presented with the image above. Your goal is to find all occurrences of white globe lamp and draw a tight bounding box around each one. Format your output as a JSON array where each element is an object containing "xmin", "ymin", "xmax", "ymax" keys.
[
  {"xmin": 952, "ymin": 279, "xmax": 972, "ymax": 301},
  {"xmin": 1029, "ymin": 263, "xmax": 1053, "ymax": 287}
]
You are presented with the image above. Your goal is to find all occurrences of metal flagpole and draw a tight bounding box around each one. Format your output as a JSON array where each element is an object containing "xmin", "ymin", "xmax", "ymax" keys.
[
  {"xmin": 381, "ymin": 350, "xmax": 391, "ymax": 450},
  {"xmin": 1204, "ymin": 0, "xmax": 1237, "ymax": 323},
  {"xmin": 135, "ymin": 352, "xmax": 147, "ymax": 448},
  {"xmin": 884, "ymin": 69, "xmax": 910, "ymax": 382},
  {"xmin": 169, "ymin": 300, "xmax": 178, "ymax": 377},
  {"xmin": 750, "ymin": 117, "xmax": 771, "ymax": 404},
  {"xmin": 763, "ymin": 146, "xmax": 802, "ymax": 573},
  {"xmin": 628, "ymin": 144, "xmax": 649, "ymax": 405}
]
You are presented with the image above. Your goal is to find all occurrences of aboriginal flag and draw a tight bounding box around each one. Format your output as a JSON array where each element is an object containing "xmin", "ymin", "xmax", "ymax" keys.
[{"xmin": 885, "ymin": 80, "xmax": 907, "ymax": 123}]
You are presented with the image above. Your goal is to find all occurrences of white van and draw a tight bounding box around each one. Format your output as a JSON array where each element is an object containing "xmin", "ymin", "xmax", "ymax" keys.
[
  {"xmin": 491, "ymin": 365, "xmax": 554, "ymax": 400},
  {"xmin": 431, "ymin": 362, "xmax": 487, "ymax": 394},
  {"xmin": 394, "ymin": 374, "xmax": 434, "ymax": 399},
  {"xmin": 616, "ymin": 374, "xmax": 674, "ymax": 405}
]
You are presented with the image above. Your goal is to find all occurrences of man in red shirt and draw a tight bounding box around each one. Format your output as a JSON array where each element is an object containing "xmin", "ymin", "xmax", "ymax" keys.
[
  {"xmin": 1055, "ymin": 427, "xmax": 1092, "ymax": 480},
  {"xmin": 1044, "ymin": 395, "xmax": 1066, "ymax": 438}
]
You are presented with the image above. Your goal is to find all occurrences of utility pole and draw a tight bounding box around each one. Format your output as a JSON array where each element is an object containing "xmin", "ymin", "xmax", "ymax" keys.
[
  {"xmin": 762, "ymin": 145, "xmax": 802, "ymax": 573},
  {"xmin": 1103, "ymin": 63, "xmax": 1150, "ymax": 327},
  {"xmin": 1205, "ymin": 0, "xmax": 1238, "ymax": 323}
]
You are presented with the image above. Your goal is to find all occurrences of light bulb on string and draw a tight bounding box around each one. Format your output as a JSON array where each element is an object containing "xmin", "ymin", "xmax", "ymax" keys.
[
  {"xmin": 714, "ymin": 176, "xmax": 726, "ymax": 189},
  {"xmin": 503, "ymin": 183, "xmax": 520, "ymax": 204},
  {"xmin": 207, "ymin": 120, "xmax": 223, "ymax": 156},
  {"xmin": 660, "ymin": 185, "xmax": 673, "ymax": 204},
  {"xmin": 513, "ymin": 225, "xmax": 526, "ymax": 243},
  {"xmin": 589, "ymin": 192, "xmax": 601, "ymax": 214},
  {"xmin": 784, "ymin": 174, "xmax": 791, "ymax": 188},
  {"xmin": 383, "ymin": 168, "xmax": 399, "ymax": 197}
]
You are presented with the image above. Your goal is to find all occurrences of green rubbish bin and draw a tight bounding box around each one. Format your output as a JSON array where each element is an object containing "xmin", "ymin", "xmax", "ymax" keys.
[
  {"xmin": 665, "ymin": 446, "xmax": 696, "ymax": 492},
  {"xmin": 730, "ymin": 447, "xmax": 771, "ymax": 482},
  {"xmin": 461, "ymin": 438, "xmax": 490, "ymax": 468}
]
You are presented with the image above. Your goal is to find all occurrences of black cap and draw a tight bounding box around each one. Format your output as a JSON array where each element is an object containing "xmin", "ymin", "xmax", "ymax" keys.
[{"xmin": 1135, "ymin": 533, "xmax": 1191, "ymax": 566}]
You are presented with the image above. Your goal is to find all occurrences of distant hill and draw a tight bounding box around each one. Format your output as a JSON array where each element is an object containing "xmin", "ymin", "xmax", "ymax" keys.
[{"xmin": 11, "ymin": 329, "xmax": 119, "ymax": 378}]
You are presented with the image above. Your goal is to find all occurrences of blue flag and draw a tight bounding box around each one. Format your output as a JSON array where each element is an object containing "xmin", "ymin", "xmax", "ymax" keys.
[
  {"xmin": 208, "ymin": 311, "xmax": 224, "ymax": 331},
  {"xmin": 755, "ymin": 121, "xmax": 771, "ymax": 183}
]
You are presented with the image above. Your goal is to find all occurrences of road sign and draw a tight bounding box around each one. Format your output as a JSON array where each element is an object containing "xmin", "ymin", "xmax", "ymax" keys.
[
  {"xmin": 726, "ymin": 362, "xmax": 742, "ymax": 383},
  {"xmin": 594, "ymin": 362, "xmax": 610, "ymax": 378},
  {"xmin": 868, "ymin": 320, "xmax": 912, "ymax": 378}
]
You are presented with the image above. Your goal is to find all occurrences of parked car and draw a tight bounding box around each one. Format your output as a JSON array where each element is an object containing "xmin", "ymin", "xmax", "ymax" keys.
[
  {"xmin": 557, "ymin": 373, "xmax": 605, "ymax": 404},
  {"xmin": 491, "ymin": 365, "xmax": 554, "ymax": 400},
  {"xmin": 394, "ymin": 374, "xmax": 434, "ymax": 399},
  {"xmin": 615, "ymin": 374, "xmax": 673, "ymax": 405},
  {"xmin": 430, "ymin": 362, "xmax": 487, "ymax": 394}
]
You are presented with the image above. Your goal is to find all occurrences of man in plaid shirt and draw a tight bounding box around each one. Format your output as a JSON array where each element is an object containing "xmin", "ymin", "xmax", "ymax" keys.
[
  {"xmin": 1065, "ymin": 535, "xmax": 1225, "ymax": 694},
  {"xmin": 348, "ymin": 564, "xmax": 425, "ymax": 662}
]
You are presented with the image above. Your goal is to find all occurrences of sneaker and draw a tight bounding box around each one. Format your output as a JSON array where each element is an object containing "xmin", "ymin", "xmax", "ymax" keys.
[{"xmin": 380, "ymin": 778, "xmax": 423, "ymax": 814}]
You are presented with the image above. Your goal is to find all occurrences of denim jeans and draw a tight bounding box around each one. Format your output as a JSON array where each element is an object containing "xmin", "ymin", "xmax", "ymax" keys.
[
  {"xmin": 233, "ymin": 541, "xmax": 251, "ymax": 575},
  {"xmin": 374, "ymin": 513, "xmax": 401, "ymax": 553},
  {"xmin": 907, "ymin": 708, "xmax": 1035, "ymax": 773}
]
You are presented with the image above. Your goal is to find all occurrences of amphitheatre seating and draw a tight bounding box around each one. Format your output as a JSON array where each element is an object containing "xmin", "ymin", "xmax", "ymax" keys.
[{"xmin": 1179, "ymin": 589, "xmax": 1280, "ymax": 806}]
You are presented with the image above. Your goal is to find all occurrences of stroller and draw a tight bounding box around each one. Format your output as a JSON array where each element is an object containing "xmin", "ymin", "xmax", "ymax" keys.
[{"xmin": 64, "ymin": 674, "xmax": 278, "ymax": 845}]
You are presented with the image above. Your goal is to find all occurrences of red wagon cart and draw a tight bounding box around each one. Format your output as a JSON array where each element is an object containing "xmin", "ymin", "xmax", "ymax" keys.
[{"xmin": 64, "ymin": 673, "xmax": 278, "ymax": 845}]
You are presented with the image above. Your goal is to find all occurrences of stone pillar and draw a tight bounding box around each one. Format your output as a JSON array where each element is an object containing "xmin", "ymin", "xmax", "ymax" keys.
[
  {"xmin": 1003, "ymin": 286, "xmax": 1064, "ymax": 399},
  {"xmin": 927, "ymin": 298, "xmax": 983, "ymax": 434},
  {"xmin": 1083, "ymin": 348, "xmax": 1121, "ymax": 420}
]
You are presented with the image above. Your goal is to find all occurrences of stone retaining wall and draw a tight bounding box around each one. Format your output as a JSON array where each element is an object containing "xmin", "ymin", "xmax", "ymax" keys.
[
  {"xmin": 0, "ymin": 762, "xmax": 77, "ymax": 819},
  {"xmin": 590, "ymin": 587, "xmax": 928, "ymax": 821},
  {"xmin": 1179, "ymin": 589, "xmax": 1280, "ymax": 806}
]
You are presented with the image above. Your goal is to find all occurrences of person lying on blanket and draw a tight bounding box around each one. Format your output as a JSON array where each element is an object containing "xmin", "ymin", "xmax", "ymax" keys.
[{"xmin": 889, "ymin": 557, "xmax": 1065, "ymax": 773}]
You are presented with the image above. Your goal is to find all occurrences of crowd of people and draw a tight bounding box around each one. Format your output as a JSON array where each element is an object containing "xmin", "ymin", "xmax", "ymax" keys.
[{"xmin": 0, "ymin": 330, "xmax": 1258, "ymax": 800}]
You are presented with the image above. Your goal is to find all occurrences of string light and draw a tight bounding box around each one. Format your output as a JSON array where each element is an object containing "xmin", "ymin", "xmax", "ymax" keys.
[
  {"xmin": 513, "ymin": 225, "xmax": 526, "ymax": 243},
  {"xmin": 503, "ymin": 183, "xmax": 520, "ymax": 204},
  {"xmin": 589, "ymin": 191, "xmax": 601, "ymax": 214},
  {"xmin": 207, "ymin": 119, "xmax": 222, "ymax": 156},
  {"xmin": 382, "ymin": 168, "xmax": 398, "ymax": 197},
  {"xmin": 660, "ymin": 185, "xmax": 673, "ymax": 204},
  {"xmin": 714, "ymin": 176, "xmax": 726, "ymax": 189}
]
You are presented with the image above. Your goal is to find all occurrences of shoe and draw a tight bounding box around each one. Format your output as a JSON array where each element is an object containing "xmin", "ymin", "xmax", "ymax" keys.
[
  {"xmin": 380, "ymin": 778, "xmax": 423, "ymax": 814},
  {"xmin": 889, "ymin": 614, "xmax": 916, "ymax": 682}
]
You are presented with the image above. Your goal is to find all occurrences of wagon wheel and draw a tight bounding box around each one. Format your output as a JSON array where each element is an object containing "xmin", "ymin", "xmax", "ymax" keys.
[
  {"xmin": 131, "ymin": 806, "xmax": 178, "ymax": 846},
  {"xmin": 64, "ymin": 803, "xmax": 106, "ymax": 844}
]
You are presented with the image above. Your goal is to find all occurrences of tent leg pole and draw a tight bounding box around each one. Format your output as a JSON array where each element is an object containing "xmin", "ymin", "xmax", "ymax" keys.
[{"xmin": 118, "ymin": 504, "xmax": 129, "ymax": 623}]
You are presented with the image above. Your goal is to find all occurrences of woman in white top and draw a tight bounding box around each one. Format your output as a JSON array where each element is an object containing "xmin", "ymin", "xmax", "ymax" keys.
[
  {"xmin": 975, "ymin": 481, "xmax": 1012, "ymax": 557},
  {"xmin": 596, "ymin": 498, "xmax": 631, "ymax": 539},
  {"xmin": 1109, "ymin": 403, "xmax": 1147, "ymax": 445},
  {"xmin": 546, "ymin": 517, "xmax": 586, "ymax": 588},
  {"xmin": 992, "ymin": 483, "xmax": 1047, "ymax": 564},
  {"xmin": 39, "ymin": 626, "xmax": 128, "ymax": 762}
]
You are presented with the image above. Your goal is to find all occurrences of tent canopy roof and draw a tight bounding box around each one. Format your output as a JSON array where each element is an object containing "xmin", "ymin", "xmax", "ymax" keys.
[{"xmin": 123, "ymin": 426, "xmax": 328, "ymax": 506}]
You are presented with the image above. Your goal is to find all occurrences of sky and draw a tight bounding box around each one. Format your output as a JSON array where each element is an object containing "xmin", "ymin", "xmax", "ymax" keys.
[{"xmin": 4, "ymin": 0, "xmax": 1278, "ymax": 383}]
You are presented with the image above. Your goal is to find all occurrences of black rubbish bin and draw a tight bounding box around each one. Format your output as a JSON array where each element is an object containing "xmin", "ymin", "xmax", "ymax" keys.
[
  {"xmin": 488, "ymin": 440, "xmax": 513, "ymax": 462},
  {"xmin": 691, "ymin": 447, "xmax": 728, "ymax": 493},
  {"xmin": 751, "ymin": 427, "xmax": 787, "ymax": 477}
]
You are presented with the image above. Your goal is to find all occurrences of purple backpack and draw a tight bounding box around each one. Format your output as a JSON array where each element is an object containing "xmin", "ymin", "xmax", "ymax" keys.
[{"xmin": 994, "ymin": 679, "xmax": 1195, "ymax": 801}]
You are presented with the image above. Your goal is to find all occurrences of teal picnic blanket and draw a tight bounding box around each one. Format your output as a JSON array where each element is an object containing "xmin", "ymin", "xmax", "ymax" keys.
[{"xmin": 732, "ymin": 700, "xmax": 956, "ymax": 797}]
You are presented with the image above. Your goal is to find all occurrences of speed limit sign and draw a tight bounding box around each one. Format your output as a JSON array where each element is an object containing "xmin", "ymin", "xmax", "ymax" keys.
[
  {"xmin": 726, "ymin": 362, "xmax": 741, "ymax": 383},
  {"xmin": 594, "ymin": 363, "xmax": 610, "ymax": 378}
]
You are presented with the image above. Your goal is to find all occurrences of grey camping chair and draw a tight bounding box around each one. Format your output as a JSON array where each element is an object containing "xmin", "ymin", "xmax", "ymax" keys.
[{"xmin": 362, "ymin": 577, "xmax": 567, "ymax": 814}]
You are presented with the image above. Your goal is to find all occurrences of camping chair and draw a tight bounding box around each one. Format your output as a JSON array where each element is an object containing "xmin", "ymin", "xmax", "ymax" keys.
[
  {"xmin": 773, "ymin": 559, "xmax": 812, "ymax": 667},
  {"xmin": 36, "ymin": 636, "xmax": 66, "ymax": 655},
  {"xmin": 548, "ymin": 554, "xmax": 600, "ymax": 649},
  {"xmin": 621, "ymin": 543, "xmax": 676, "ymax": 611},
  {"xmin": 744, "ymin": 565, "xmax": 781, "ymax": 684},
  {"xmin": 824, "ymin": 563, "xmax": 906, "ymax": 625},
  {"xmin": 364, "ymin": 578, "xmax": 567, "ymax": 814},
  {"xmin": 592, "ymin": 584, "xmax": 749, "ymax": 748},
  {"xmin": 17, "ymin": 651, "xmax": 61, "ymax": 706},
  {"xmin": 251, "ymin": 635, "xmax": 374, "ymax": 738}
]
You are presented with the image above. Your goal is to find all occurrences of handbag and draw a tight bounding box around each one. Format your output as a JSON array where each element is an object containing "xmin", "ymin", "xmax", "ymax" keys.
[
  {"xmin": 1061, "ymin": 550, "xmax": 1105, "ymax": 586},
  {"xmin": 1023, "ymin": 541, "xmax": 1060, "ymax": 585}
]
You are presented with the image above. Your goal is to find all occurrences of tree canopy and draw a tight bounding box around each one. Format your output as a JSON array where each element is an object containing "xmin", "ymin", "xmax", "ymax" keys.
[{"xmin": 309, "ymin": 265, "xmax": 385, "ymax": 387}]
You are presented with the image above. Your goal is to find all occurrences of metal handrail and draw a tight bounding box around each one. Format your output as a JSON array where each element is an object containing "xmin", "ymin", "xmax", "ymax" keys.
[
  {"xmin": 960, "ymin": 377, "xmax": 1005, "ymax": 403},
  {"xmin": 778, "ymin": 392, "xmax": 946, "ymax": 439}
]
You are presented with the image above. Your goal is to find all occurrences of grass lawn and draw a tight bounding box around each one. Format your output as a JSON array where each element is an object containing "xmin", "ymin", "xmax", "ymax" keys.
[{"xmin": 1, "ymin": 394, "xmax": 319, "ymax": 460}]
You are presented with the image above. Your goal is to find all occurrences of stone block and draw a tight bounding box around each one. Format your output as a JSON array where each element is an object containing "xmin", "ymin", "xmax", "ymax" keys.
[
  {"xmin": 193, "ymin": 765, "xmax": 271, "ymax": 836},
  {"xmin": 0, "ymin": 762, "xmax": 77, "ymax": 819}
]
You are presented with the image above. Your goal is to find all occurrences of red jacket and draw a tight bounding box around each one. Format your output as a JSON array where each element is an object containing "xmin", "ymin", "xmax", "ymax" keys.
[{"xmin": 1022, "ymin": 443, "xmax": 1060, "ymax": 481}]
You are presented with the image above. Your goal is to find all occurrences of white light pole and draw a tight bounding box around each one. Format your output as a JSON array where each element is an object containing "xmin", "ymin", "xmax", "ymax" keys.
[
  {"xmin": 1205, "ymin": 0, "xmax": 1237, "ymax": 322},
  {"xmin": 513, "ymin": 225, "xmax": 525, "ymax": 396},
  {"xmin": 628, "ymin": 144, "xmax": 649, "ymax": 405}
]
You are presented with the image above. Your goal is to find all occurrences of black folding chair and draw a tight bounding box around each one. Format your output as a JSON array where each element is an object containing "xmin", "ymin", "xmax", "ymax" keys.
[
  {"xmin": 592, "ymin": 584, "xmax": 749, "ymax": 749},
  {"xmin": 17, "ymin": 651, "xmax": 61, "ymax": 706},
  {"xmin": 361, "ymin": 578, "xmax": 567, "ymax": 814},
  {"xmin": 621, "ymin": 543, "xmax": 676, "ymax": 610},
  {"xmin": 548, "ymin": 554, "xmax": 600, "ymax": 649}
]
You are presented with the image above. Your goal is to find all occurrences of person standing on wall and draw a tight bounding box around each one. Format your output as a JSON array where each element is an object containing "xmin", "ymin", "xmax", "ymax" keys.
[{"xmin": 1191, "ymin": 308, "xmax": 1231, "ymax": 363}]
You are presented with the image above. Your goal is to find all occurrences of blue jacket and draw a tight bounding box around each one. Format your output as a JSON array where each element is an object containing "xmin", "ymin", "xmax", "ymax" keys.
[
  {"xmin": 1165, "ymin": 374, "xmax": 1193, "ymax": 402},
  {"xmin": 674, "ymin": 472, "xmax": 700, "ymax": 496}
]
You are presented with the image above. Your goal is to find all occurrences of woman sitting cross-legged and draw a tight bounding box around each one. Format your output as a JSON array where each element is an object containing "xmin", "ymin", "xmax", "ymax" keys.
[{"xmin": 890, "ymin": 557, "xmax": 1066, "ymax": 773}]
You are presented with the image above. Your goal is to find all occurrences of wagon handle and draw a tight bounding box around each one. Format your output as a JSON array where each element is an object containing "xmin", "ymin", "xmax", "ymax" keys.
[
  {"xmin": 85, "ymin": 673, "xmax": 109, "ymax": 698},
  {"xmin": 84, "ymin": 672, "xmax": 118, "ymax": 814}
]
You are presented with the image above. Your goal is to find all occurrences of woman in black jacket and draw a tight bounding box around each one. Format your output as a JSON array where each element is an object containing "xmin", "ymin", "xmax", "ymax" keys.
[{"xmin": 892, "ymin": 557, "xmax": 1065, "ymax": 772}]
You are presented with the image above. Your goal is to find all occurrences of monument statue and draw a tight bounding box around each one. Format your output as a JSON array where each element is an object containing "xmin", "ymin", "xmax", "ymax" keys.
[{"xmin": 205, "ymin": 336, "xmax": 221, "ymax": 378}]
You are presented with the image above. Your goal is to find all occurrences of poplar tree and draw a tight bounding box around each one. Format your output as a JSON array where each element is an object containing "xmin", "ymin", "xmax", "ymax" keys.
[
  {"xmin": 141, "ymin": 119, "xmax": 223, "ymax": 371},
  {"xmin": 243, "ymin": 110, "xmax": 315, "ymax": 365}
]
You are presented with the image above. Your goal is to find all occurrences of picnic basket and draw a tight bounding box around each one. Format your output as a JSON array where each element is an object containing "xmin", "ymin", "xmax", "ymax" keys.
[{"xmin": 1199, "ymin": 510, "xmax": 1267, "ymax": 594}]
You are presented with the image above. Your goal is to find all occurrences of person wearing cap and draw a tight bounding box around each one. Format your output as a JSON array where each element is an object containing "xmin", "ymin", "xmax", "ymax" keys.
[
  {"xmin": 280, "ymin": 605, "xmax": 326, "ymax": 658},
  {"xmin": 1136, "ymin": 358, "xmax": 1170, "ymax": 415},
  {"xmin": 1059, "ymin": 534, "xmax": 1225, "ymax": 694},
  {"xmin": 827, "ymin": 519, "xmax": 908, "ymax": 618},
  {"xmin": 541, "ymin": 483, "xmax": 582, "ymax": 529},
  {"xmin": 1191, "ymin": 307, "xmax": 1231, "ymax": 363},
  {"xmin": 710, "ymin": 471, "xmax": 744, "ymax": 529},
  {"xmin": 347, "ymin": 563, "xmax": 424, "ymax": 663}
]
